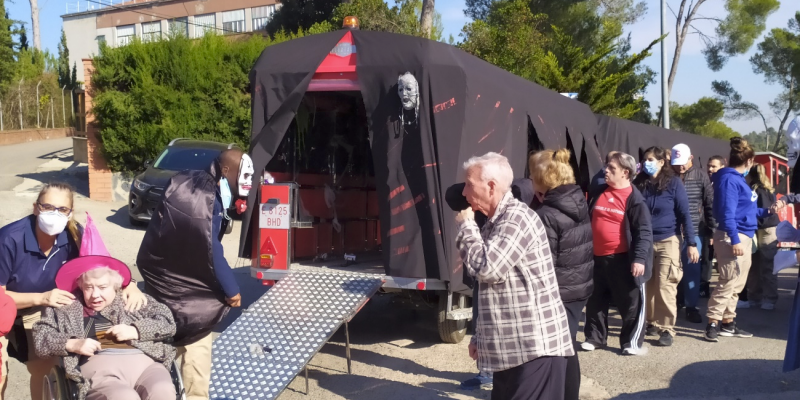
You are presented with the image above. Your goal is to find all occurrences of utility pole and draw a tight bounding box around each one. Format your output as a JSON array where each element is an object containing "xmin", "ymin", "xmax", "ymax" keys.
[
  {"xmin": 660, "ymin": 0, "xmax": 670, "ymax": 129},
  {"xmin": 61, "ymin": 86, "xmax": 67, "ymax": 127}
]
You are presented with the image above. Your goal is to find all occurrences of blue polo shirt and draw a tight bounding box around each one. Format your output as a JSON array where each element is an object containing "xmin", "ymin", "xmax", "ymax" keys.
[{"xmin": 0, "ymin": 215, "xmax": 79, "ymax": 294}]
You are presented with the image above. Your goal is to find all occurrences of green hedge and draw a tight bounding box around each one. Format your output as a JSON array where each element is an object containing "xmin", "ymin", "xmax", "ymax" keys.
[{"xmin": 92, "ymin": 33, "xmax": 287, "ymax": 173}]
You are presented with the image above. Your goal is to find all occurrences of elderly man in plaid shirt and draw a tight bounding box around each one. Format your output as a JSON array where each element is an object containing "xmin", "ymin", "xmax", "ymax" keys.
[{"xmin": 456, "ymin": 152, "xmax": 574, "ymax": 399}]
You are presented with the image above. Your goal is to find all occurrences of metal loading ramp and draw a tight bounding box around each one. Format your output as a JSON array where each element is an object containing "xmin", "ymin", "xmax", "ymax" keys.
[{"xmin": 209, "ymin": 269, "xmax": 383, "ymax": 400}]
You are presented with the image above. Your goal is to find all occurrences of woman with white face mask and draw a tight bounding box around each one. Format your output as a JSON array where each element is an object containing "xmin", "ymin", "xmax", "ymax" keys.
[
  {"xmin": 0, "ymin": 182, "xmax": 146, "ymax": 399},
  {"xmin": 633, "ymin": 147, "xmax": 697, "ymax": 348}
]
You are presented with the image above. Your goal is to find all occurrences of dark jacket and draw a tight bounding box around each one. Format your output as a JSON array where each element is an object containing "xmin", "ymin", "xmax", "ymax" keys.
[
  {"xmin": 588, "ymin": 183, "xmax": 654, "ymax": 286},
  {"xmin": 137, "ymin": 161, "xmax": 233, "ymax": 346},
  {"xmin": 755, "ymin": 187, "xmax": 780, "ymax": 229},
  {"xmin": 33, "ymin": 293, "xmax": 176, "ymax": 400},
  {"xmin": 638, "ymin": 176, "xmax": 696, "ymax": 245},
  {"xmin": 679, "ymin": 164, "xmax": 716, "ymax": 236},
  {"xmin": 534, "ymin": 185, "xmax": 594, "ymax": 302}
]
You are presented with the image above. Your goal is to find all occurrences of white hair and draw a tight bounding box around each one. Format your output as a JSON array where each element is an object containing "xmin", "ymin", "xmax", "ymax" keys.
[
  {"xmin": 462, "ymin": 152, "xmax": 514, "ymax": 193},
  {"xmin": 78, "ymin": 267, "xmax": 124, "ymax": 291}
]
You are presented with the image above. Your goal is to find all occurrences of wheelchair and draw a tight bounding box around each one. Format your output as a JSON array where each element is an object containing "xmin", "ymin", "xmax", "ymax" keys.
[{"xmin": 42, "ymin": 358, "xmax": 186, "ymax": 400}]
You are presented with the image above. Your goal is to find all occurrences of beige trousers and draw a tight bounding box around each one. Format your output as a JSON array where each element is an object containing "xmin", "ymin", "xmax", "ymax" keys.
[
  {"xmin": 0, "ymin": 308, "xmax": 55, "ymax": 400},
  {"xmin": 176, "ymin": 332, "xmax": 213, "ymax": 400},
  {"xmin": 646, "ymin": 236, "xmax": 683, "ymax": 336},
  {"xmin": 81, "ymin": 352, "xmax": 175, "ymax": 400},
  {"xmin": 707, "ymin": 231, "xmax": 754, "ymax": 321}
]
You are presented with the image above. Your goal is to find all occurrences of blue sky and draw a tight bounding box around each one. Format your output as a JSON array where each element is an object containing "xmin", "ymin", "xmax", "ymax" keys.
[{"xmin": 8, "ymin": 0, "xmax": 799, "ymax": 135}]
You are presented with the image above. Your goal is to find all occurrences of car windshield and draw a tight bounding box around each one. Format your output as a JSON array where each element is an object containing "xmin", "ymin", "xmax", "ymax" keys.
[{"xmin": 152, "ymin": 147, "xmax": 222, "ymax": 171}]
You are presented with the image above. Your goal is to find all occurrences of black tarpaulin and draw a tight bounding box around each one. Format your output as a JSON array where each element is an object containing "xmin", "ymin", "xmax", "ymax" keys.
[
  {"xmin": 240, "ymin": 30, "xmax": 602, "ymax": 294},
  {"xmin": 595, "ymin": 115, "xmax": 730, "ymax": 168}
]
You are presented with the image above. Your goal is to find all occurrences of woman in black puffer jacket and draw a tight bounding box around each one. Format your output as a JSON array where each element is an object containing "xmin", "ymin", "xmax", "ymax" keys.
[{"xmin": 529, "ymin": 148, "xmax": 594, "ymax": 400}]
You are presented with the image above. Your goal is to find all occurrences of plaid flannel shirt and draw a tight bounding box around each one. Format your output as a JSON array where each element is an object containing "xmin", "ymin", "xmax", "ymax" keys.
[{"xmin": 457, "ymin": 192, "xmax": 574, "ymax": 373}]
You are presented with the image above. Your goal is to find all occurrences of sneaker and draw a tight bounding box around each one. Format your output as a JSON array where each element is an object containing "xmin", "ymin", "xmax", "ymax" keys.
[
  {"xmin": 704, "ymin": 322, "xmax": 719, "ymax": 342},
  {"xmin": 737, "ymin": 300, "xmax": 753, "ymax": 309},
  {"xmin": 645, "ymin": 324, "xmax": 659, "ymax": 337},
  {"xmin": 720, "ymin": 321, "xmax": 753, "ymax": 338},
  {"xmin": 460, "ymin": 373, "xmax": 493, "ymax": 390},
  {"xmin": 580, "ymin": 342, "xmax": 597, "ymax": 352},
  {"xmin": 657, "ymin": 332, "xmax": 674, "ymax": 347},
  {"xmin": 761, "ymin": 302, "xmax": 775, "ymax": 311},
  {"xmin": 686, "ymin": 307, "xmax": 703, "ymax": 324},
  {"xmin": 621, "ymin": 347, "xmax": 639, "ymax": 356}
]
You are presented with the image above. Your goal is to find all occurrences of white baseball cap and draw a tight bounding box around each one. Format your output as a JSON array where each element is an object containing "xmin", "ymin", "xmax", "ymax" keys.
[{"xmin": 671, "ymin": 144, "xmax": 691, "ymax": 166}]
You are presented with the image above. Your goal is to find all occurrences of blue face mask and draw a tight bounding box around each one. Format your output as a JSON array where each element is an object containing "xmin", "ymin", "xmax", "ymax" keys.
[
  {"xmin": 220, "ymin": 177, "xmax": 232, "ymax": 209},
  {"xmin": 643, "ymin": 161, "xmax": 659, "ymax": 176},
  {"xmin": 743, "ymin": 169, "xmax": 750, "ymax": 177}
]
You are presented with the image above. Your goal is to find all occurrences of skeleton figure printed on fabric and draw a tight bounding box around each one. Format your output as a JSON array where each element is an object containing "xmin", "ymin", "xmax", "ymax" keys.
[
  {"xmin": 238, "ymin": 154, "xmax": 255, "ymax": 197},
  {"xmin": 787, "ymin": 116, "xmax": 800, "ymax": 168},
  {"xmin": 397, "ymin": 72, "xmax": 419, "ymax": 131}
]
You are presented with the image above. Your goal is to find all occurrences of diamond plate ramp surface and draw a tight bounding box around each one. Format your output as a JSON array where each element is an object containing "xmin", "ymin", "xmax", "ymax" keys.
[{"xmin": 210, "ymin": 270, "xmax": 383, "ymax": 400}]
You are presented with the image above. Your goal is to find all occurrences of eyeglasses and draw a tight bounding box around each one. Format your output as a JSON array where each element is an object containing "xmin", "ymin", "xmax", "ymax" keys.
[{"xmin": 37, "ymin": 202, "xmax": 73, "ymax": 216}]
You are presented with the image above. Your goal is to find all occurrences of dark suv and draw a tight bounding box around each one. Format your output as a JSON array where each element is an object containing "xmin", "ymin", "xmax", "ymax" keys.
[{"xmin": 128, "ymin": 139, "xmax": 237, "ymax": 225}]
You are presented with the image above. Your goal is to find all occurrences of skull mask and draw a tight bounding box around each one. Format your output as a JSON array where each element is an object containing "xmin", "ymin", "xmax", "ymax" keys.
[
  {"xmin": 397, "ymin": 72, "xmax": 419, "ymax": 114},
  {"xmin": 238, "ymin": 154, "xmax": 254, "ymax": 197}
]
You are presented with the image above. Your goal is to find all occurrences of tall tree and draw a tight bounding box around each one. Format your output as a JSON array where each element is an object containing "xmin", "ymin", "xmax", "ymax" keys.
[
  {"xmin": 0, "ymin": 0, "xmax": 14, "ymax": 90},
  {"xmin": 29, "ymin": 0, "xmax": 39, "ymax": 50},
  {"xmin": 57, "ymin": 29, "xmax": 71, "ymax": 88},
  {"xmin": 665, "ymin": 0, "xmax": 779, "ymax": 97},
  {"xmin": 459, "ymin": 0, "xmax": 660, "ymax": 119},
  {"xmin": 670, "ymin": 97, "xmax": 739, "ymax": 139},
  {"xmin": 712, "ymin": 12, "xmax": 800, "ymax": 152},
  {"xmin": 17, "ymin": 22, "xmax": 28, "ymax": 51},
  {"xmin": 419, "ymin": 0, "xmax": 434, "ymax": 38},
  {"xmin": 71, "ymin": 62, "xmax": 78, "ymax": 87},
  {"xmin": 264, "ymin": 0, "xmax": 342, "ymax": 37}
]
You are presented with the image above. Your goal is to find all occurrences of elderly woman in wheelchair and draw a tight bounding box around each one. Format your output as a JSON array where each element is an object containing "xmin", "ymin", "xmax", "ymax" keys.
[{"xmin": 32, "ymin": 248, "xmax": 177, "ymax": 400}]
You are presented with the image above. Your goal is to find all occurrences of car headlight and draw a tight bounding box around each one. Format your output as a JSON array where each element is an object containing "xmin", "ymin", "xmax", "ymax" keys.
[{"xmin": 133, "ymin": 179, "xmax": 153, "ymax": 191}]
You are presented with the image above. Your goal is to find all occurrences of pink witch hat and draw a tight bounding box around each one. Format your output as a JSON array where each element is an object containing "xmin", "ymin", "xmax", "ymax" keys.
[{"xmin": 55, "ymin": 213, "xmax": 131, "ymax": 292}]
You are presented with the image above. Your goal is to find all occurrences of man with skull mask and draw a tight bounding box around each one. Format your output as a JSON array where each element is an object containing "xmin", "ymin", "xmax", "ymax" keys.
[{"xmin": 137, "ymin": 148, "xmax": 254, "ymax": 400}]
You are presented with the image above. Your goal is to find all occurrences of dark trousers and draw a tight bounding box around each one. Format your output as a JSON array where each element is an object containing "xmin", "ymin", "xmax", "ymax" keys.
[
  {"xmin": 563, "ymin": 300, "xmax": 586, "ymax": 400},
  {"xmin": 702, "ymin": 238, "xmax": 714, "ymax": 284},
  {"xmin": 491, "ymin": 356, "xmax": 567, "ymax": 400},
  {"xmin": 584, "ymin": 254, "xmax": 646, "ymax": 351}
]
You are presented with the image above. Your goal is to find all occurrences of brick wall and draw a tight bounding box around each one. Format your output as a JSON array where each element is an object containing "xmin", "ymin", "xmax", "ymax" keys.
[
  {"xmin": 84, "ymin": 58, "xmax": 114, "ymax": 202},
  {"xmin": 0, "ymin": 128, "xmax": 75, "ymax": 146}
]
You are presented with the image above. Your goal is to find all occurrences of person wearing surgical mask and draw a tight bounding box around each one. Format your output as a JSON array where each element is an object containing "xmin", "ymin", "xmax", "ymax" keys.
[
  {"xmin": 0, "ymin": 182, "xmax": 146, "ymax": 400},
  {"xmin": 138, "ymin": 149, "xmax": 253, "ymax": 400},
  {"xmin": 633, "ymin": 147, "xmax": 696, "ymax": 347}
]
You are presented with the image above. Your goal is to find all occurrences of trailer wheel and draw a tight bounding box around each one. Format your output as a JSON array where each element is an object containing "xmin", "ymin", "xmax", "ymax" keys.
[{"xmin": 438, "ymin": 292, "xmax": 468, "ymax": 344}]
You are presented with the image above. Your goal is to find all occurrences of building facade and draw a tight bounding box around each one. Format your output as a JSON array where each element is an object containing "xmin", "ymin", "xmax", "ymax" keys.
[{"xmin": 62, "ymin": 0, "xmax": 280, "ymax": 82}]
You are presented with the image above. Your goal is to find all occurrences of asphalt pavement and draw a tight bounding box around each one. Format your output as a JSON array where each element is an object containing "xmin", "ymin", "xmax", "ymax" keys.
[{"xmin": 1, "ymin": 138, "xmax": 799, "ymax": 400}]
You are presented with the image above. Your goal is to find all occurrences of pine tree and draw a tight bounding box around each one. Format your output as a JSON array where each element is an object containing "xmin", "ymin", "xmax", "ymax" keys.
[
  {"xmin": 57, "ymin": 29, "xmax": 71, "ymax": 88},
  {"xmin": 17, "ymin": 23, "xmax": 28, "ymax": 51},
  {"xmin": 71, "ymin": 62, "xmax": 77, "ymax": 87},
  {"xmin": 0, "ymin": 1, "xmax": 15, "ymax": 90}
]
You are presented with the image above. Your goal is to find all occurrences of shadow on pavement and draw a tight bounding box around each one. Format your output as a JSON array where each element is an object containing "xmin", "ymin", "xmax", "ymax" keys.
[
  {"xmin": 37, "ymin": 147, "xmax": 73, "ymax": 161},
  {"xmin": 18, "ymin": 163, "xmax": 89, "ymax": 197},
  {"xmin": 105, "ymin": 205, "xmax": 148, "ymax": 230},
  {"xmin": 318, "ymin": 342, "xmax": 474, "ymax": 384},
  {"xmin": 611, "ymin": 359, "xmax": 800, "ymax": 399},
  {"xmin": 300, "ymin": 369, "xmax": 472, "ymax": 400}
]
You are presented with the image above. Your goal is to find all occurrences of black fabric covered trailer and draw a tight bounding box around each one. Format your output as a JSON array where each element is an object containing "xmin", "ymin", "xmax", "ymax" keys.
[
  {"xmin": 238, "ymin": 29, "xmax": 604, "ymax": 295},
  {"xmin": 595, "ymin": 115, "xmax": 731, "ymax": 168}
]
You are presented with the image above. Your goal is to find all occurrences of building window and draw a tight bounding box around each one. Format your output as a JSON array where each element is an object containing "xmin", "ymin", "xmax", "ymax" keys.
[
  {"xmin": 194, "ymin": 13, "xmax": 216, "ymax": 37},
  {"xmin": 96, "ymin": 35, "xmax": 106, "ymax": 46},
  {"xmin": 252, "ymin": 5, "xmax": 276, "ymax": 31},
  {"xmin": 222, "ymin": 10, "xmax": 245, "ymax": 33},
  {"xmin": 169, "ymin": 17, "xmax": 188, "ymax": 37},
  {"xmin": 116, "ymin": 25, "xmax": 135, "ymax": 46},
  {"xmin": 142, "ymin": 21, "xmax": 161, "ymax": 42}
]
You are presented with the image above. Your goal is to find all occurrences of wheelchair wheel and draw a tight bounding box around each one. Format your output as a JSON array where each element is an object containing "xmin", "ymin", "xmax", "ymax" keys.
[
  {"xmin": 170, "ymin": 362, "xmax": 186, "ymax": 400},
  {"xmin": 42, "ymin": 365, "xmax": 76, "ymax": 400}
]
